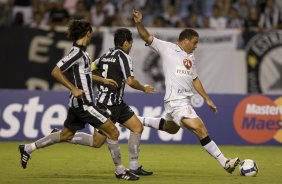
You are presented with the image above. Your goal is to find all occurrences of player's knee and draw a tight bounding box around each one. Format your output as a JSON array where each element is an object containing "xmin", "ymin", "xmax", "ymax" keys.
[
  {"xmin": 138, "ymin": 124, "xmax": 144, "ymax": 133},
  {"xmin": 166, "ymin": 128, "xmax": 179, "ymax": 134},
  {"xmin": 108, "ymin": 127, "xmax": 120, "ymax": 140},
  {"xmin": 164, "ymin": 123, "xmax": 180, "ymax": 134},
  {"xmin": 113, "ymin": 130, "xmax": 120, "ymax": 140},
  {"xmin": 60, "ymin": 128, "xmax": 75, "ymax": 141},
  {"xmin": 92, "ymin": 141, "xmax": 104, "ymax": 148},
  {"xmin": 92, "ymin": 135, "xmax": 106, "ymax": 148},
  {"xmin": 131, "ymin": 124, "xmax": 144, "ymax": 134},
  {"xmin": 60, "ymin": 133, "xmax": 74, "ymax": 141}
]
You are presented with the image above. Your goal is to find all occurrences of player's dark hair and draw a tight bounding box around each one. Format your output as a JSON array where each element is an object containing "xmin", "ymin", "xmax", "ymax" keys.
[
  {"xmin": 114, "ymin": 28, "xmax": 133, "ymax": 47},
  {"xmin": 178, "ymin": 28, "xmax": 199, "ymax": 41},
  {"xmin": 67, "ymin": 19, "xmax": 93, "ymax": 41}
]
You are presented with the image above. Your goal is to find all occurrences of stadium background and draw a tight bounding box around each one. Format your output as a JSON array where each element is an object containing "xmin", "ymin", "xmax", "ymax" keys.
[{"xmin": 1, "ymin": 0, "xmax": 282, "ymax": 146}]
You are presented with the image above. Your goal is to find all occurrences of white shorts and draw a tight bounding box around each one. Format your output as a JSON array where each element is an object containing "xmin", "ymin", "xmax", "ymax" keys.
[{"xmin": 164, "ymin": 98, "xmax": 198, "ymax": 127}]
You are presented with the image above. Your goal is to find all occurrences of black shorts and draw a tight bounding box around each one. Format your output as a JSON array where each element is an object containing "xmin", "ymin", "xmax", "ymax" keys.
[
  {"xmin": 64, "ymin": 105, "xmax": 110, "ymax": 131},
  {"xmin": 96, "ymin": 101, "xmax": 134, "ymax": 124}
]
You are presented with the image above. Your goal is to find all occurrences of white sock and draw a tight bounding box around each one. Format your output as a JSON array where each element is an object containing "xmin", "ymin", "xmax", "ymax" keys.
[
  {"xmin": 25, "ymin": 143, "xmax": 37, "ymax": 154},
  {"xmin": 107, "ymin": 138, "xmax": 123, "ymax": 171},
  {"xmin": 203, "ymin": 141, "xmax": 228, "ymax": 167},
  {"xmin": 70, "ymin": 132, "xmax": 93, "ymax": 146},
  {"xmin": 137, "ymin": 116, "xmax": 163, "ymax": 130},
  {"xmin": 128, "ymin": 132, "xmax": 141, "ymax": 170},
  {"xmin": 116, "ymin": 165, "xmax": 126, "ymax": 174}
]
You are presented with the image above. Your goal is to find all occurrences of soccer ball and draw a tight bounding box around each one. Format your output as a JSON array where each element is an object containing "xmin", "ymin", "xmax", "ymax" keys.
[{"xmin": 238, "ymin": 159, "xmax": 258, "ymax": 177}]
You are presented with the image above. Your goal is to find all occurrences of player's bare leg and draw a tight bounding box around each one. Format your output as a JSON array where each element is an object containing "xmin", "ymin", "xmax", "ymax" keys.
[
  {"xmin": 181, "ymin": 117, "xmax": 240, "ymax": 173},
  {"xmin": 91, "ymin": 129, "xmax": 107, "ymax": 148},
  {"xmin": 162, "ymin": 120, "xmax": 181, "ymax": 134},
  {"xmin": 138, "ymin": 116, "xmax": 180, "ymax": 134}
]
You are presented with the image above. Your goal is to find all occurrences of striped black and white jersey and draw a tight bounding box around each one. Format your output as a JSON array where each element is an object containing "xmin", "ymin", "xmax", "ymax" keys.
[
  {"xmin": 56, "ymin": 43, "xmax": 94, "ymax": 109},
  {"xmin": 93, "ymin": 47, "xmax": 134, "ymax": 106}
]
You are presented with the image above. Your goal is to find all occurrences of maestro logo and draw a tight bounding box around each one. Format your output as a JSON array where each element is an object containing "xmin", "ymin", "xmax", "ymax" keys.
[{"xmin": 233, "ymin": 95, "xmax": 282, "ymax": 144}]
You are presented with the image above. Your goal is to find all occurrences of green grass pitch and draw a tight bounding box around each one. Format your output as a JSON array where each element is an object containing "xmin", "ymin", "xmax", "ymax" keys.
[{"xmin": 0, "ymin": 142, "xmax": 281, "ymax": 184}]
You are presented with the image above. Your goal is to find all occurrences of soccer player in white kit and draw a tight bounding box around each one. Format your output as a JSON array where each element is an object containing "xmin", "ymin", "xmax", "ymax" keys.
[{"xmin": 132, "ymin": 10, "xmax": 240, "ymax": 174}]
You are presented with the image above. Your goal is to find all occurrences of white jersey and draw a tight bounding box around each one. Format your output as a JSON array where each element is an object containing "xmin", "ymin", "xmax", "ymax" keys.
[{"xmin": 150, "ymin": 37, "xmax": 198, "ymax": 102}]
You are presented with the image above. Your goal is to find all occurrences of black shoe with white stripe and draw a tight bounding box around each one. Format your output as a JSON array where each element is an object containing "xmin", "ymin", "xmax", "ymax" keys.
[
  {"xmin": 19, "ymin": 144, "xmax": 30, "ymax": 169},
  {"xmin": 130, "ymin": 166, "xmax": 153, "ymax": 176},
  {"xmin": 115, "ymin": 169, "xmax": 139, "ymax": 181}
]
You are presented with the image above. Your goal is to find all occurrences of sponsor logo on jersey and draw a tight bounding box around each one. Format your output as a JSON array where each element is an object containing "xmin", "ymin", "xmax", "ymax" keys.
[
  {"xmin": 183, "ymin": 59, "xmax": 192, "ymax": 70},
  {"xmin": 177, "ymin": 88, "xmax": 192, "ymax": 94},
  {"xmin": 175, "ymin": 66, "xmax": 192, "ymax": 76},
  {"xmin": 233, "ymin": 95, "xmax": 282, "ymax": 144},
  {"xmin": 101, "ymin": 57, "xmax": 116, "ymax": 62},
  {"xmin": 84, "ymin": 67, "xmax": 92, "ymax": 74}
]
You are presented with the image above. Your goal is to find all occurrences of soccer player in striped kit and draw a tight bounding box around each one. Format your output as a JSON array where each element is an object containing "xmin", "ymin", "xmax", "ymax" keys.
[
  {"xmin": 92, "ymin": 28, "xmax": 154, "ymax": 179},
  {"xmin": 18, "ymin": 19, "xmax": 127, "ymax": 179},
  {"xmin": 51, "ymin": 28, "xmax": 154, "ymax": 180}
]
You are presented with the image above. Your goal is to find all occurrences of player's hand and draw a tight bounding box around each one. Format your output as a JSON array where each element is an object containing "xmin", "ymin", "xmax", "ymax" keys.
[
  {"xmin": 103, "ymin": 78, "xmax": 118, "ymax": 88},
  {"xmin": 132, "ymin": 9, "xmax": 142, "ymax": 23},
  {"xmin": 143, "ymin": 84, "xmax": 155, "ymax": 94},
  {"xmin": 71, "ymin": 88, "xmax": 84, "ymax": 98},
  {"xmin": 206, "ymin": 98, "xmax": 218, "ymax": 113}
]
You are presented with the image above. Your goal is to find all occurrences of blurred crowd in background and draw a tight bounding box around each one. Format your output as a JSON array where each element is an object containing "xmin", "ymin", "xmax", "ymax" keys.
[{"xmin": 0, "ymin": 0, "xmax": 282, "ymax": 31}]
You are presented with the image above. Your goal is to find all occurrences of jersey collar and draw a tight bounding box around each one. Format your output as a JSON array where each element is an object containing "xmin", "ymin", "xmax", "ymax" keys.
[
  {"xmin": 114, "ymin": 46, "xmax": 128, "ymax": 55},
  {"xmin": 73, "ymin": 42, "xmax": 87, "ymax": 51},
  {"xmin": 175, "ymin": 44, "xmax": 185, "ymax": 53},
  {"xmin": 115, "ymin": 46, "xmax": 126, "ymax": 52},
  {"xmin": 175, "ymin": 44, "xmax": 193, "ymax": 56}
]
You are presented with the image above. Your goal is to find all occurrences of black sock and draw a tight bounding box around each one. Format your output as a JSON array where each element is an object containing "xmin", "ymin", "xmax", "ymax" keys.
[
  {"xmin": 159, "ymin": 118, "xmax": 165, "ymax": 130},
  {"xmin": 200, "ymin": 136, "xmax": 211, "ymax": 146}
]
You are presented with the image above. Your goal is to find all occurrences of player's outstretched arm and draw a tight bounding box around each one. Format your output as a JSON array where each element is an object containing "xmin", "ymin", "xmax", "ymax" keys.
[
  {"xmin": 126, "ymin": 76, "xmax": 154, "ymax": 93},
  {"xmin": 192, "ymin": 77, "xmax": 218, "ymax": 113},
  {"xmin": 132, "ymin": 9, "xmax": 153, "ymax": 45}
]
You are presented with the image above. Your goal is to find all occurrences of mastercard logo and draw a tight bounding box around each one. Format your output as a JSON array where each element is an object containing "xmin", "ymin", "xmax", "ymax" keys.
[{"xmin": 233, "ymin": 95, "xmax": 282, "ymax": 144}]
